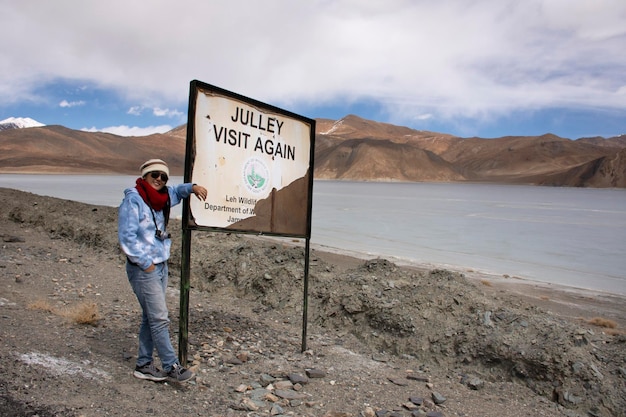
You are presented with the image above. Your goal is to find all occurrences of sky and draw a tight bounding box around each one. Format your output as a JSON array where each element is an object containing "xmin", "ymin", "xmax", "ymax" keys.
[{"xmin": 1, "ymin": 0, "xmax": 625, "ymax": 139}]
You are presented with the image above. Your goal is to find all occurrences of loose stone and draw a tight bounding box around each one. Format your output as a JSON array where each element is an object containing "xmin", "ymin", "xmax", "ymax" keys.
[
  {"xmin": 288, "ymin": 373, "xmax": 309, "ymax": 384},
  {"xmin": 274, "ymin": 380, "xmax": 294, "ymax": 390},
  {"xmin": 403, "ymin": 401, "xmax": 419, "ymax": 410},
  {"xmin": 270, "ymin": 403, "xmax": 284, "ymax": 415},
  {"xmin": 483, "ymin": 311, "xmax": 493, "ymax": 326},
  {"xmin": 407, "ymin": 374, "xmax": 429, "ymax": 382},
  {"xmin": 306, "ymin": 368, "xmax": 326, "ymax": 378},
  {"xmin": 264, "ymin": 392, "xmax": 280, "ymax": 402},
  {"xmin": 226, "ymin": 357, "xmax": 243, "ymax": 365},
  {"xmin": 409, "ymin": 396, "xmax": 424, "ymax": 405},
  {"xmin": 467, "ymin": 377, "xmax": 484, "ymax": 390},
  {"xmin": 239, "ymin": 397, "xmax": 259, "ymax": 411},
  {"xmin": 260, "ymin": 373, "xmax": 275, "ymax": 386},
  {"xmin": 389, "ymin": 377, "xmax": 408, "ymax": 386},
  {"xmin": 431, "ymin": 391, "xmax": 446, "ymax": 404},
  {"xmin": 274, "ymin": 389, "xmax": 307, "ymax": 400},
  {"xmin": 248, "ymin": 388, "xmax": 270, "ymax": 400}
]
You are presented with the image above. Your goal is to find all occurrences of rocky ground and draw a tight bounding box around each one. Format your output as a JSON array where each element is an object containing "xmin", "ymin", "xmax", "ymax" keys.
[{"xmin": 0, "ymin": 187, "xmax": 624, "ymax": 417}]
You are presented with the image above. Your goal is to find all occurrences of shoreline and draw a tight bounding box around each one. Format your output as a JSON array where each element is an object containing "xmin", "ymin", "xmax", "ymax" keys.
[
  {"xmin": 312, "ymin": 240, "xmax": 620, "ymax": 294},
  {"xmin": 320, "ymin": 243, "xmax": 626, "ymax": 324},
  {"xmin": 296, "ymin": 235, "xmax": 626, "ymax": 299},
  {"xmin": 1, "ymin": 180, "xmax": 624, "ymax": 297},
  {"xmin": 255, "ymin": 234, "xmax": 626, "ymax": 330}
]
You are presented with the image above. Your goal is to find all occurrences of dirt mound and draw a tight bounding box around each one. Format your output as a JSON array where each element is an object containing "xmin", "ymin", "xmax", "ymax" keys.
[
  {"xmin": 189, "ymin": 233, "xmax": 626, "ymax": 415},
  {"xmin": 1, "ymin": 187, "xmax": 624, "ymax": 417}
]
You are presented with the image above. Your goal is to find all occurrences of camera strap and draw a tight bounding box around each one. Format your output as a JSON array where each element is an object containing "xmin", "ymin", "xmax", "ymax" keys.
[{"xmin": 147, "ymin": 196, "xmax": 170, "ymax": 233}]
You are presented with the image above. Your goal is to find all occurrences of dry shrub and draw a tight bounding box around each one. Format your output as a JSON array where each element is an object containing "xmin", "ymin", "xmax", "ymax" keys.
[
  {"xmin": 586, "ymin": 317, "xmax": 617, "ymax": 329},
  {"xmin": 60, "ymin": 301, "xmax": 101, "ymax": 326},
  {"xmin": 27, "ymin": 299, "xmax": 55, "ymax": 313},
  {"xmin": 539, "ymin": 296, "xmax": 550, "ymax": 301},
  {"xmin": 29, "ymin": 298, "xmax": 100, "ymax": 326},
  {"xmin": 480, "ymin": 279, "xmax": 492, "ymax": 287}
]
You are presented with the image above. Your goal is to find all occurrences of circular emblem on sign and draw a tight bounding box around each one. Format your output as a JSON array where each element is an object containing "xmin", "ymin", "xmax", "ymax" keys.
[{"xmin": 242, "ymin": 157, "xmax": 270, "ymax": 194}]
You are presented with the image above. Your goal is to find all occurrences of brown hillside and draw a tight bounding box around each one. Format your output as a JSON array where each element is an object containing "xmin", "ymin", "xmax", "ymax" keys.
[
  {"xmin": 537, "ymin": 148, "xmax": 626, "ymax": 188},
  {"xmin": 317, "ymin": 115, "xmax": 420, "ymax": 140},
  {"xmin": 318, "ymin": 114, "xmax": 460, "ymax": 154},
  {"xmin": 0, "ymin": 125, "xmax": 185, "ymax": 175},
  {"xmin": 441, "ymin": 134, "xmax": 616, "ymax": 182},
  {"xmin": 314, "ymin": 137, "xmax": 463, "ymax": 182},
  {"xmin": 1, "ymin": 118, "xmax": 625, "ymax": 187},
  {"xmin": 164, "ymin": 124, "xmax": 188, "ymax": 141},
  {"xmin": 577, "ymin": 134, "xmax": 626, "ymax": 149}
]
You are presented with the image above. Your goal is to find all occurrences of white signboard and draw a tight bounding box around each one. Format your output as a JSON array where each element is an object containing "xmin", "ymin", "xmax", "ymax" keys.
[{"xmin": 185, "ymin": 81, "xmax": 315, "ymax": 237}]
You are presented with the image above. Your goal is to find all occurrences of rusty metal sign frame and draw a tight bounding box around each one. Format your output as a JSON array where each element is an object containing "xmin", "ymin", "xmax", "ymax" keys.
[{"xmin": 178, "ymin": 80, "xmax": 316, "ymax": 365}]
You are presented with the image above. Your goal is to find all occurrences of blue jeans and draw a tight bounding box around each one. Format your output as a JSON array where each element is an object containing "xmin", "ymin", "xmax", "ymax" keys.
[{"xmin": 126, "ymin": 261, "xmax": 178, "ymax": 371}]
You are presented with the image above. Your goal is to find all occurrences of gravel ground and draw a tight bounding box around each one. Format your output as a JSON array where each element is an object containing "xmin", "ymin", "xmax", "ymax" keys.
[{"xmin": 0, "ymin": 187, "xmax": 624, "ymax": 417}]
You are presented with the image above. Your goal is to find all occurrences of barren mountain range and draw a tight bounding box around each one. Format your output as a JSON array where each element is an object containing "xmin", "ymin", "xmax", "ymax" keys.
[{"xmin": 1, "ymin": 115, "xmax": 625, "ymax": 187}]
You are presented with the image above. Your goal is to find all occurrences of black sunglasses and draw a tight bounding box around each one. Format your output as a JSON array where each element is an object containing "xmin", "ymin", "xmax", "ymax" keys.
[{"xmin": 149, "ymin": 171, "xmax": 168, "ymax": 182}]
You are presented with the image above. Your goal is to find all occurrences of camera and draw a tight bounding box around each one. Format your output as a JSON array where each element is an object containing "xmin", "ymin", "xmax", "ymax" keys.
[{"xmin": 155, "ymin": 230, "xmax": 171, "ymax": 240}]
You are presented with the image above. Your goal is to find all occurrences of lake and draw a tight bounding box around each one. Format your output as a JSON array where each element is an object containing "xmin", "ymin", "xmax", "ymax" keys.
[{"xmin": 1, "ymin": 174, "xmax": 624, "ymax": 295}]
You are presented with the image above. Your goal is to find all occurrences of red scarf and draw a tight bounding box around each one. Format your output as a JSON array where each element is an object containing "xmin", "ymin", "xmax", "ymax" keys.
[{"xmin": 135, "ymin": 178, "xmax": 169, "ymax": 211}]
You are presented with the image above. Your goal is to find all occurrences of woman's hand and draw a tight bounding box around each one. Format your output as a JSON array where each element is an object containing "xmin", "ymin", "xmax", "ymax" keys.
[
  {"xmin": 192, "ymin": 185, "xmax": 208, "ymax": 201},
  {"xmin": 144, "ymin": 264, "xmax": 156, "ymax": 272}
]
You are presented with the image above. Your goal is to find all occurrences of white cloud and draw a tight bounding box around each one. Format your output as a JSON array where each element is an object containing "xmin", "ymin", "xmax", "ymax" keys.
[
  {"xmin": 153, "ymin": 107, "xmax": 183, "ymax": 118},
  {"xmin": 81, "ymin": 125, "xmax": 172, "ymax": 137},
  {"xmin": 127, "ymin": 106, "xmax": 143, "ymax": 116},
  {"xmin": 1, "ymin": 0, "xmax": 625, "ymax": 129},
  {"xmin": 59, "ymin": 99, "xmax": 85, "ymax": 108},
  {"xmin": 127, "ymin": 105, "xmax": 183, "ymax": 119}
]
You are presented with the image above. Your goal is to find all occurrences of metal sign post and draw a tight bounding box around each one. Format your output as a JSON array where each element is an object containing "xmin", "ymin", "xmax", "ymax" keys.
[{"xmin": 178, "ymin": 218, "xmax": 192, "ymax": 365}]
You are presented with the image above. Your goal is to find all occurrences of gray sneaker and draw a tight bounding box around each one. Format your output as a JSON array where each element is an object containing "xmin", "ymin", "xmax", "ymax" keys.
[
  {"xmin": 133, "ymin": 363, "xmax": 167, "ymax": 382},
  {"xmin": 167, "ymin": 363, "xmax": 195, "ymax": 382}
]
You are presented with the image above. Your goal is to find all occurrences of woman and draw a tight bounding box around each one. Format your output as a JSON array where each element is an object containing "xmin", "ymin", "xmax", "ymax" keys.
[{"xmin": 118, "ymin": 159, "xmax": 207, "ymax": 382}]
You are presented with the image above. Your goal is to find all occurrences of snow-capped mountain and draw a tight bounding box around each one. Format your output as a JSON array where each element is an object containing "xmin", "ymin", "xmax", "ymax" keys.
[{"xmin": 0, "ymin": 117, "xmax": 45, "ymax": 131}]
